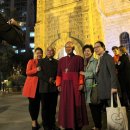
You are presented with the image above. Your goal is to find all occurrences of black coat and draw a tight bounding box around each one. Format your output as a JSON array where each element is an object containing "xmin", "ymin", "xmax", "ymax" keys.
[
  {"xmin": 116, "ymin": 54, "xmax": 130, "ymax": 92},
  {"xmin": 38, "ymin": 57, "xmax": 58, "ymax": 93},
  {"xmin": 0, "ymin": 13, "xmax": 24, "ymax": 45}
]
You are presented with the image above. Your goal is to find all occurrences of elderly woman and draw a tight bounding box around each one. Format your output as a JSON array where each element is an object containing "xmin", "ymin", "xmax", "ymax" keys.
[
  {"xmin": 81, "ymin": 44, "xmax": 97, "ymax": 103},
  {"xmin": 80, "ymin": 44, "xmax": 98, "ymax": 130}
]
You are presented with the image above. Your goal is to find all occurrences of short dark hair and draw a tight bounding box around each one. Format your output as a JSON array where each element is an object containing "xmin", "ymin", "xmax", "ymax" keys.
[
  {"xmin": 112, "ymin": 46, "xmax": 118, "ymax": 50},
  {"xmin": 119, "ymin": 45, "xmax": 127, "ymax": 54},
  {"xmin": 82, "ymin": 44, "xmax": 94, "ymax": 53},
  {"xmin": 95, "ymin": 41, "xmax": 106, "ymax": 50},
  {"xmin": 35, "ymin": 47, "xmax": 43, "ymax": 53}
]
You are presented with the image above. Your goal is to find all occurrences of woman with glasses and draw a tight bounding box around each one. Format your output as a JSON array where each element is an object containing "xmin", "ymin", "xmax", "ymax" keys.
[{"xmin": 90, "ymin": 41, "xmax": 119, "ymax": 130}]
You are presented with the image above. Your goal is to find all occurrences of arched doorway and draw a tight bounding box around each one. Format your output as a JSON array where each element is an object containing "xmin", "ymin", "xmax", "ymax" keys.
[
  {"xmin": 58, "ymin": 48, "xmax": 77, "ymax": 59},
  {"xmin": 50, "ymin": 33, "xmax": 83, "ymax": 59}
]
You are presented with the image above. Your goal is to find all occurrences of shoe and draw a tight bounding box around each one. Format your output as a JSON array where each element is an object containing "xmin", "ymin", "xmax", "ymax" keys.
[
  {"xmin": 36, "ymin": 123, "xmax": 41, "ymax": 129},
  {"xmin": 32, "ymin": 126, "xmax": 38, "ymax": 130},
  {"xmin": 75, "ymin": 127, "xmax": 81, "ymax": 130},
  {"xmin": 91, "ymin": 127, "xmax": 96, "ymax": 130},
  {"xmin": 32, "ymin": 123, "xmax": 41, "ymax": 130},
  {"xmin": 44, "ymin": 127, "xmax": 50, "ymax": 130},
  {"xmin": 91, "ymin": 127, "xmax": 101, "ymax": 130},
  {"xmin": 52, "ymin": 125, "xmax": 60, "ymax": 130},
  {"xmin": 126, "ymin": 106, "xmax": 130, "ymax": 111}
]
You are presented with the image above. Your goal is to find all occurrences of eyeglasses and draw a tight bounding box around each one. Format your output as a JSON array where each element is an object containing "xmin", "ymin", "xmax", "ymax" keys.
[
  {"xmin": 47, "ymin": 49, "xmax": 53, "ymax": 51},
  {"xmin": 65, "ymin": 46, "xmax": 73, "ymax": 49},
  {"xmin": 94, "ymin": 46, "xmax": 101, "ymax": 49}
]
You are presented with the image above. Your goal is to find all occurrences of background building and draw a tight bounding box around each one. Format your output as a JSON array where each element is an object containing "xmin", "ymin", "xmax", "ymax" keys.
[
  {"xmin": 35, "ymin": 0, "xmax": 130, "ymax": 57},
  {"xmin": 0, "ymin": 0, "xmax": 36, "ymax": 54},
  {"xmin": 35, "ymin": 0, "xmax": 104, "ymax": 58}
]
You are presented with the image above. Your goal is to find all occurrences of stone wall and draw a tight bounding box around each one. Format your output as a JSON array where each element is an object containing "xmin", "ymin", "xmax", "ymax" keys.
[
  {"xmin": 35, "ymin": 0, "xmax": 103, "ymax": 58},
  {"xmin": 99, "ymin": 0, "xmax": 130, "ymax": 55}
]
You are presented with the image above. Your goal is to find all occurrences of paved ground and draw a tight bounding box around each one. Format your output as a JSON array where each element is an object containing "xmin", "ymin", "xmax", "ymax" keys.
[{"xmin": 0, "ymin": 93, "xmax": 129, "ymax": 130}]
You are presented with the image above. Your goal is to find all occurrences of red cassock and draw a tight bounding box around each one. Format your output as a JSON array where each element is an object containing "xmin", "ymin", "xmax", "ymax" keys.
[
  {"xmin": 22, "ymin": 59, "xmax": 38, "ymax": 98},
  {"xmin": 56, "ymin": 55, "xmax": 88, "ymax": 129}
]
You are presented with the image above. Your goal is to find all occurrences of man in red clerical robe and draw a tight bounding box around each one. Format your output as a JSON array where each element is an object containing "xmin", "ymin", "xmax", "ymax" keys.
[{"xmin": 56, "ymin": 41, "xmax": 88, "ymax": 130}]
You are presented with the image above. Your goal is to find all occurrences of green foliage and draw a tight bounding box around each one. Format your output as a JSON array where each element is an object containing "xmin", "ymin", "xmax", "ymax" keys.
[
  {"xmin": 7, "ymin": 74, "xmax": 26, "ymax": 88},
  {"xmin": 0, "ymin": 42, "xmax": 15, "ymax": 78}
]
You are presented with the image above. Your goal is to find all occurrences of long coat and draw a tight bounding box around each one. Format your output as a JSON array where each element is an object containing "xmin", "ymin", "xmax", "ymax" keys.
[
  {"xmin": 37, "ymin": 57, "xmax": 58, "ymax": 93},
  {"xmin": 116, "ymin": 54, "xmax": 130, "ymax": 97},
  {"xmin": 56, "ymin": 54, "xmax": 88, "ymax": 129},
  {"xmin": 22, "ymin": 59, "xmax": 38, "ymax": 98},
  {"xmin": 84, "ymin": 56, "xmax": 97, "ymax": 103},
  {"xmin": 96, "ymin": 52, "xmax": 120, "ymax": 100}
]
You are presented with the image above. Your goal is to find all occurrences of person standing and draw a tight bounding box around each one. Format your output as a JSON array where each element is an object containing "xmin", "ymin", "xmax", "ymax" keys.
[
  {"xmin": 22, "ymin": 47, "xmax": 43, "ymax": 130},
  {"xmin": 112, "ymin": 46, "xmax": 120, "ymax": 64},
  {"xmin": 56, "ymin": 41, "xmax": 88, "ymax": 130},
  {"xmin": 116, "ymin": 45, "xmax": 130, "ymax": 107},
  {"xmin": 38, "ymin": 47, "xmax": 59, "ymax": 130},
  {"xmin": 91, "ymin": 41, "xmax": 119, "ymax": 130},
  {"xmin": 80, "ymin": 44, "xmax": 97, "ymax": 103},
  {"xmin": 80, "ymin": 45, "xmax": 98, "ymax": 130}
]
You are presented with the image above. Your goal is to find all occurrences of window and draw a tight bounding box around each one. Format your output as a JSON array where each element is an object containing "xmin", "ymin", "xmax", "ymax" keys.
[
  {"xmin": 30, "ymin": 32, "xmax": 35, "ymax": 37},
  {"xmin": 21, "ymin": 50, "xmax": 26, "ymax": 53},
  {"xmin": 120, "ymin": 32, "xmax": 130, "ymax": 53},
  {"xmin": 30, "ymin": 43, "xmax": 35, "ymax": 48}
]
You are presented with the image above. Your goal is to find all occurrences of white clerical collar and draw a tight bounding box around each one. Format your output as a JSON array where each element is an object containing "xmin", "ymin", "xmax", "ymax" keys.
[{"xmin": 46, "ymin": 56, "xmax": 52, "ymax": 61}]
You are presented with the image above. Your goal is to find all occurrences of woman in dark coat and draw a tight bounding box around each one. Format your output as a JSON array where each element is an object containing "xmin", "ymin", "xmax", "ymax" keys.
[{"xmin": 116, "ymin": 45, "xmax": 130, "ymax": 107}]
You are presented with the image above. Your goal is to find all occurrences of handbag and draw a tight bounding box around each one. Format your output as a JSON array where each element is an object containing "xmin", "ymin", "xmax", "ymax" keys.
[
  {"xmin": 90, "ymin": 78, "xmax": 100, "ymax": 104},
  {"xmin": 106, "ymin": 93, "xmax": 128, "ymax": 130}
]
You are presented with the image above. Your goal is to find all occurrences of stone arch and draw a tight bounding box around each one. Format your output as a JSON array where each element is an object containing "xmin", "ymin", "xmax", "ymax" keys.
[{"xmin": 49, "ymin": 33, "xmax": 83, "ymax": 59}]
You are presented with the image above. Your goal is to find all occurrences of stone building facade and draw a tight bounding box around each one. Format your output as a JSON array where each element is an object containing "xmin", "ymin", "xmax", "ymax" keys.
[{"xmin": 35, "ymin": 0, "xmax": 130, "ymax": 57}]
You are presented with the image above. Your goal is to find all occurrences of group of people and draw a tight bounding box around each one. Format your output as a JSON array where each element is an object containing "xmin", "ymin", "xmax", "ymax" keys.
[
  {"xmin": 23, "ymin": 47, "xmax": 59, "ymax": 130},
  {"xmin": 1, "ymin": 12, "xmax": 129, "ymax": 130},
  {"xmin": 22, "ymin": 41, "xmax": 122, "ymax": 130},
  {"xmin": 112, "ymin": 46, "xmax": 130, "ymax": 107}
]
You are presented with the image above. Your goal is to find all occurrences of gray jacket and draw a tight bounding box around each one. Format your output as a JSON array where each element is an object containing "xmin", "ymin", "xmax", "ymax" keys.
[{"xmin": 96, "ymin": 52, "xmax": 120, "ymax": 99}]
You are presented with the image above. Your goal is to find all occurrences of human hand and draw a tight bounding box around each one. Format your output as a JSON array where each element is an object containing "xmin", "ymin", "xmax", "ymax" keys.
[
  {"xmin": 117, "ymin": 61, "xmax": 121, "ymax": 65},
  {"xmin": 49, "ymin": 77, "xmax": 55, "ymax": 84},
  {"xmin": 37, "ymin": 66, "xmax": 41, "ymax": 71},
  {"xmin": 79, "ymin": 85, "xmax": 84, "ymax": 91},
  {"xmin": 111, "ymin": 88, "xmax": 117, "ymax": 94},
  {"xmin": 7, "ymin": 18, "xmax": 19, "ymax": 26},
  {"xmin": 57, "ymin": 86, "xmax": 61, "ymax": 92},
  {"xmin": 80, "ymin": 71, "xmax": 85, "ymax": 75}
]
